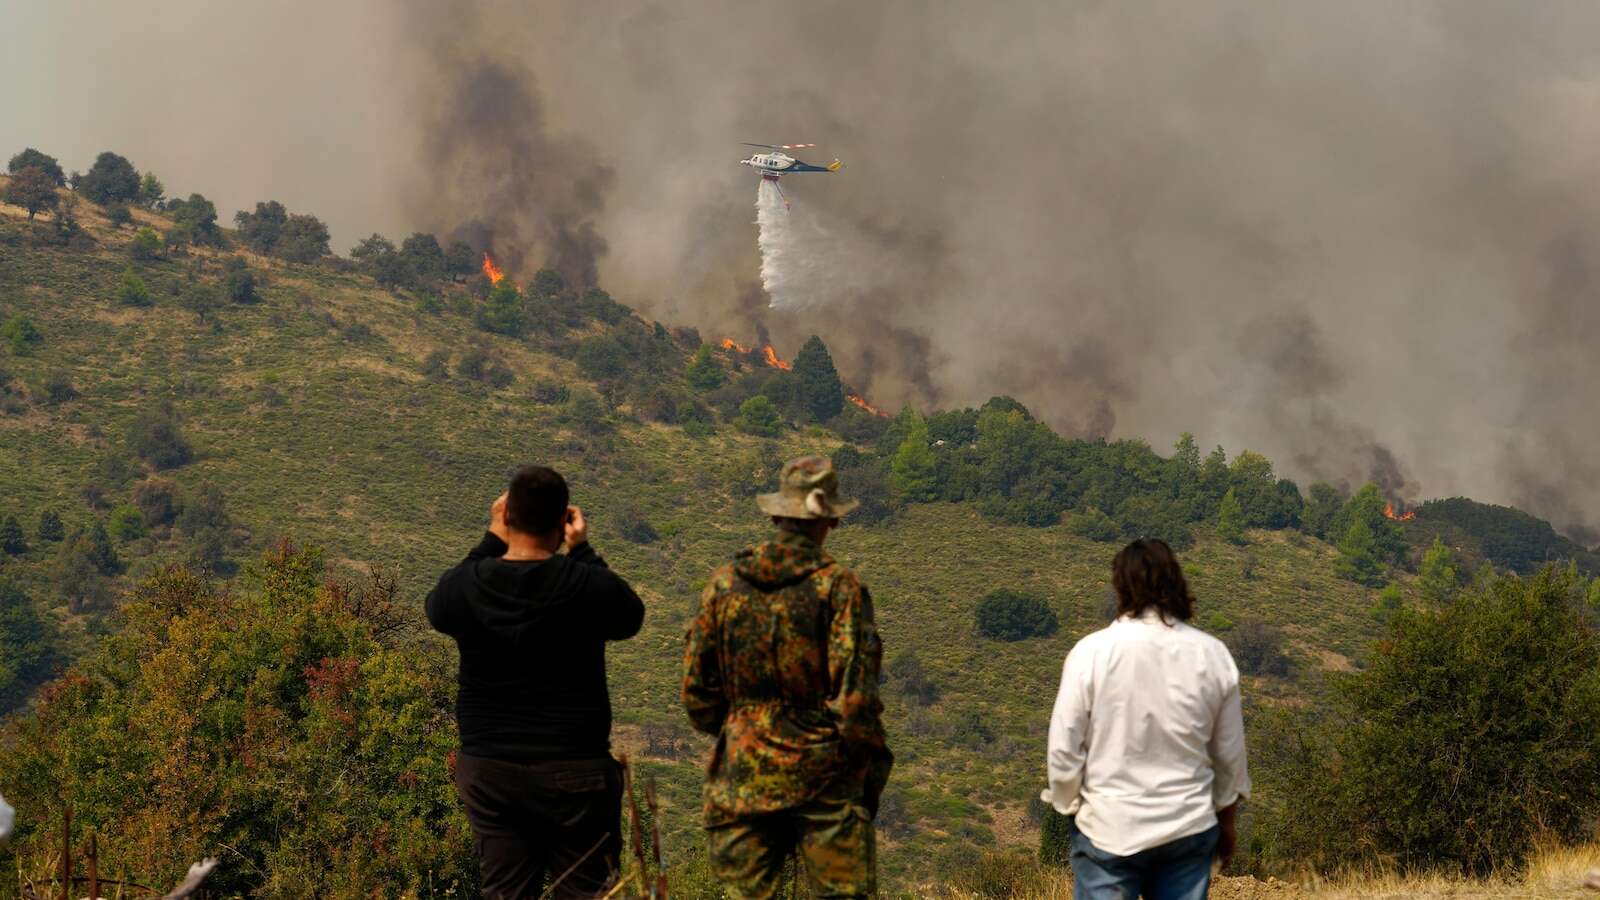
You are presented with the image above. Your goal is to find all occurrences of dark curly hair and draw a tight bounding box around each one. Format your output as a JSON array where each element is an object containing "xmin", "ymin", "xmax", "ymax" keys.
[{"xmin": 1112, "ymin": 538, "xmax": 1195, "ymax": 623}]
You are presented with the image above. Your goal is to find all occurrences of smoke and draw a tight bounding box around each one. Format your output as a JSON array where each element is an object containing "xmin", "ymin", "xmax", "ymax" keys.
[
  {"xmin": 6, "ymin": 1, "xmax": 1600, "ymax": 536},
  {"xmin": 755, "ymin": 179, "xmax": 850, "ymax": 311}
]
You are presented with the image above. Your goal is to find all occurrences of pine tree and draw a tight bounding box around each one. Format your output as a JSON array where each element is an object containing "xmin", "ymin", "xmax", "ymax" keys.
[
  {"xmin": 685, "ymin": 344, "xmax": 725, "ymax": 391},
  {"xmin": 1372, "ymin": 582, "xmax": 1404, "ymax": 622},
  {"xmin": 792, "ymin": 335, "xmax": 844, "ymax": 422},
  {"xmin": 35, "ymin": 509, "xmax": 64, "ymax": 543},
  {"xmin": 1418, "ymin": 536, "xmax": 1459, "ymax": 604},
  {"xmin": 1218, "ymin": 487, "xmax": 1246, "ymax": 544},
  {"xmin": 1336, "ymin": 519, "xmax": 1386, "ymax": 586},
  {"xmin": 0, "ymin": 516, "xmax": 26, "ymax": 555},
  {"xmin": 117, "ymin": 269, "xmax": 151, "ymax": 307},
  {"xmin": 890, "ymin": 414, "xmax": 939, "ymax": 502},
  {"xmin": 476, "ymin": 282, "xmax": 526, "ymax": 336}
]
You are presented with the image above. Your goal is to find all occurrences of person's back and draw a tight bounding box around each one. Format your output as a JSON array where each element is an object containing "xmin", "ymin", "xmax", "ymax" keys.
[
  {"xmin": 427, "ymin": 466, "xmax": 643, "ymax": 900},
  {"xmin": 1043, "ymin": 539, "xmax": 1248, "ymax": 900},
  {"xmin": 682, "ymin": 456, "xmax": 892, "ymax": 900}
]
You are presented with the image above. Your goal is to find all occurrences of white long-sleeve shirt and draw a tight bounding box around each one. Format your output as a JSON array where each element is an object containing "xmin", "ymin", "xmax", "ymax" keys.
[{"xmin": 1041, "ymin": 610, "xmax": 1250, "ymax": 857}]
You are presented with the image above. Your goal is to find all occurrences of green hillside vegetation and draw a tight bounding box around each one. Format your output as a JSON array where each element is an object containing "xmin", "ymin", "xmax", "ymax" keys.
[{"xmin": 2, "ymin": 154, "xmax": 1598, "ymax": 894}]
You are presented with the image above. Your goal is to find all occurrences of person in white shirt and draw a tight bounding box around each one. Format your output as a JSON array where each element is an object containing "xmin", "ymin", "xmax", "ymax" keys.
[{"xmin": 1042, "ymin": 538, "xmax": 1250, "ymax": 900}]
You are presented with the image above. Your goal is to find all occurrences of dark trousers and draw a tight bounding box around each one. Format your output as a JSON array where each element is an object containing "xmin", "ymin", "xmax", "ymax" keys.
[
  {"xmin": 1068, "ymin": 817, "xmax": 1220, "ymax": 900},
  {"xmin": 454, "ymin": 752, "xmax": 623, "ymax": 899}
]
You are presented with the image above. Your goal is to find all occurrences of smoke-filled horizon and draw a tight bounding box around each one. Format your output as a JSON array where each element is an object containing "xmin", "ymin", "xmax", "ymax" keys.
[{"xmin": 5, "ymin": 1, "xmax": 1600, "ymax": 540}]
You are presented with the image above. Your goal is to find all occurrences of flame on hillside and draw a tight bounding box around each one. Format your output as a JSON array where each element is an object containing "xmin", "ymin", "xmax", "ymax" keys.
[
  {"xmin": 720, "ymin": 338, "xmax": 752, "ymax": 354},
  {"xmin": 847, "ymin": 394, "xmax": 890, "ymax": 418},
  {"xmin": 1384, "ymin": 502, "xmax": 1416, "ymax": 522},
  {"xmin": 762, "ymin": 344, "xmax": 793, "ymax": 372},
  {"xmin": 481, "ymin": 252, "xmax": 507, "ymax": 285}
]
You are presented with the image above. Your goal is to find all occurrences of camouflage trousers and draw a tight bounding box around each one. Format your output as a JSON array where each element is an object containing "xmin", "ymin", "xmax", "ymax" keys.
[{"xmin": 705, "ymin": 786, "xmax": 877, "ymax": 899}]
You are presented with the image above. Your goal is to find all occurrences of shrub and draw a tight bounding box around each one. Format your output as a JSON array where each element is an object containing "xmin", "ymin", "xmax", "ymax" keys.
[
  {"xmin": 105, "ymin": 201, "xmax": 133, "ymax": 228},
  {"xmin": 129, "ymin": 226, "xmax": 163, "ymax": 262},
  {"xmin": 1224, "ymin": 619, "xmax": 1290, "ymax": 677},
  {"xmin": 560, "ymin": 389, "xmax": 611, "ymax": 435},
  {"xmin": 575, "ymin": 336, "xmax": 630, "ymax": 382},
  {"xmin": 35, "ymin": 509, "xmax": 64, "ymax": 543},
  {"xmin": 685, "ymin": 344, "xmax": 724, "ymax": 391},
  {"xmin": 1258, "ymin": 568, "xmax": 1600, "ymax": 877},
  {"xmin": 117, "ymin": 269, "xmax": 152, "ymax": 307},
  {"xmin": 420, "ymin": 350, "xmax": 450, "ymax": 381},
  {"xmin": 7, "ymin": 148, "xmax": 64, "ymax": 185},
  {"xmin": 2, "ymin": 316, "xmax": 42, "ymax": 354},
  {"xmin": 530, "ymin": 380, "xmax": 570, "ymax": 405},
  {"xmin": 1064, "ymin": 507, "xmax": 1119, "ymax": 542},
  {"xmin": 0, "ymin": 516, "xmax": 26, "ymax": 555},
  {"xmin": 887, "ymin": 650, "xmax": 940, "ymax": 706},
  {"xmin": 975, "ymin": 589, "xmax": 1059, "ymax": 641},
  {"xmin": 616, "ymin": 506, "xmax": 659, "ymax": 545},
  {"xmin": 735, "ymin": 395, "xmax": 782, "ymax": 437},
  {"xmin": 126, "ymin": 404, "xmax": 193, "ymax": 470},
  {"xmin": 133, "ymin": 478, "xmax": 180, "ymax": 527},
  {"xmin": 1199, "ymin": 611, "xmax": 1235, "ymax": 634},
  {"xmin": 224, "ymin": 265, "xmax": 258, "ymax": 304},
  {"xmin": 107, "ymin": 504, "xmax": 145, "ymax": 542},
  {"xmin": 35, "ymin": 374, "xmax": 77, "ymax": 406},
  {"xmin": 79, "ymin": 151, "xmax": 141, "ymax": 205},
  {"xmin": 475, "ymin": 282, "xmax": 526, "ymax": 336}
]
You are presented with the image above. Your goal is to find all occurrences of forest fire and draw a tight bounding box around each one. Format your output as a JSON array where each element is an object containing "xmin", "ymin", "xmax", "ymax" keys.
[
  {"xmin": 847, "ymin": 394, "xmax": 890, "ymax": 418},
  {"xmin": 720, "ymin": 338, "xmax": 752, "ymax": 354},
  {"xmin": 481, "ymin": 252, "xmax": 506, "ymax": 285},
  {"xmin": 762, "ymin": 344, "xmax": 793, "ymax": 371},
  {"xmin": 1384, "ymin": 502, "xmax": 1416, "ymax": 522}
]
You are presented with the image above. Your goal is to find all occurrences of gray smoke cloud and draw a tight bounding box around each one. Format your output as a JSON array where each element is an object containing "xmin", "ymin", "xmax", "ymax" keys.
[{"xmin": 4, "ymin": 1, "xmax": 1600, "ymax": 538}]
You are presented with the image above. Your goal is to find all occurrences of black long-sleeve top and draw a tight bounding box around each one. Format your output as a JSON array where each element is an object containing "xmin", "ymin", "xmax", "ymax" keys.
[{"xmin": 425, "ymin": 532, "xmax": 644, "ymax": 761}]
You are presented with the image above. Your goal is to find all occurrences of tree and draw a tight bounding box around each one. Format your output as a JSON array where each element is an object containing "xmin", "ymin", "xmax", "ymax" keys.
[
  {"xmin": 35, "ymin": 509, "xmax": 64, "ymax": 543},
  {"xmin": 139, "ymin": 172, "xmax": 165, "ymax": 208},
  {"xmin": 235, "ymin": 201, "xmax": 330, "ymax": 262},
  {"xmin": 1217, "ymin": 487, "xmax": 1246, "ymax": 544},
  {"xmin": 117, "ymin": 269, "xmax": 152, "ymax": 307},
  {"xmin": 129, "ymin": 226, "xmax": 163, "ymax": 262},
  {"xmin": 890, "ymin": 413, "xmax": 939, "ymax": 502},
  {"xmin": 975, "ymin": 589, "xmax": 1059, "ymax": 641},
  {"xmin": 1335, "ymin": 519, "xmax": 1387, "ymax": 587},
  {"xmin": 127, "ymin": 404, "xmax": 193, "ymax": 470},
  {"xmin": 235, "ymin": 200, "xmax": 288, "ymax": 252},
  {"xmin": 224, "ymin": 264, "xmax": 259, "ymax": 304},
  {"xmin": 1372, "ymin": 582, "xmax": 1404, "ymax": 622},
  {"xmin": 575, "ymin": 336, "xmax": 629, "ymax": 382},
  {"xmin": 165, "ymin": 193, "xmax": 223, "ymax": 246},
  {"xmin": 79, "ymin": 151, "xmax": 141, "ymax": 205},
  {"xmin": 105, "ymin": 201, "xmax": 133, "ymax": 228},
  {"xmin": 133, "ymin": 478, "xmax": 180, "ymax": 527},
  {"xmin": 736, "ymin": 395, "xmax": 782, "ymax": 436},
  {"xmin": 0, "ymin": 579, "xmax": 58, "ymax": 713},
  {"xmin": 476, "ymin": 282, "xmax": 527, "ymax": 336},
  {"xmin": 1418, "ymin": 536, "xmax": 1459, "ymax": 605},
  {"xmin": 0, "ymin": 515, "xmax": 26, "ymax": 555},
  {"xmin": 1064, "ymin": 507, "xmax": 1120, "ymax": 542},
  {"xmin": 3, "ymin": 166, "xmax": 59, "ymax": 220},
  {"xmin": 1330, "ymin": 483, "xmax": 1406, "ymax": 564},
  {"xmin": 7, "ymin": 147, "xmax": 64, "ymax": 185},
  {"xmin": 444, "ymin": 241, "xmax": 478, "ymax": 280},
  {"xmin": 792, "ymin": 335, "xmax": 844, "ymax": 422},
  {"xmin": 399, "ymin": 233, "xmax": 445, "ymax": 284},
  {"xmin": 685, "ymin": 344, "xmax": 725, "ymax": 391},
  {"xmin": 181, "ymin": 283, "xmax": 222, "ymax": 323},
  {"xmin": 2, "ymin": 316, "xmax": 42, "ymax": 354},
  {"xmin": 1260, "ymin": 568, "xmax": 1600, "ymax": 877},
  {"xmin": 107, "ymin": 504, "xmax": 145, "ymax": 542},
  {"xmin": 1224, "ymin": 619, "xmax": 1291, "ymax": 676}
]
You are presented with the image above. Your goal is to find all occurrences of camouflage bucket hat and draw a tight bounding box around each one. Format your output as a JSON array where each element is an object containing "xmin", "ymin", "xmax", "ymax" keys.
[{"xmin": 757, "ymin": 456, "xmax": 860, "ymax": 520}]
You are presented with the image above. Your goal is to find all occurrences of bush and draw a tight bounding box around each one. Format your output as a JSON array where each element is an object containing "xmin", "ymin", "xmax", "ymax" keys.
[
  {"xmin": 975, "ymin": 589, "xmax": 1059, "ymax": 641},
  {"xmin": 616, "ymin": 506, "xmax": 659, "ymax": 545},
  {"xmin": 0, "ymin": 516, "xmax": 26, "ymax": 555},
  {"xmin": 79, "ymin": 151, "xmax": 140, "ymax": 205},
  {"xmin": 575, "ymin": 336, "xmax": 630, "ymax": 382},
  {"xmin": 2, "ymin": 316, "xmax": 42, "ymax": 354},
  {"xmin": 126, "ymin": 404, "xmax": 193, "ymax": 470},
  {"xmin": 560, "ymin": 389, "xmax": 612, "ymax": 435},
  {"xmin": 735, "ymin": 395, "xmax": 782, "ymax": 437},
  {"xmin": 1258, "ymin": 567, "xmax": 1600, "ymax": 877},
  {"xmin": 129, "ymin": 226, "xmax": 163, "ymax": 261},
  {"xmin": 1064, "ymin": 507, "xmax": 1119, "ymax": 542},
  {"xmin": 224, "ymin": 265, "xmax": 258, "ymax": 304},
  {"xmin": 107, "ymin": 504, "xmax": 145, "ymax": 542},
  {"xmin": 887, "ymin": 650, "xmax": 940, "ymax": 706},
  {"xmin": 34, "ymin": 374, "xmax": 77, "ymax": 406},
  {"xmin": 1223, "ymin": 619, "xmax": 1290, "ymax": 677},
  {"xmin": 530, "ymin": 380, "xmax": 570, "ymax": 405},
  {"xmin": 420, "ymin": 350, "xmax": 450, "ymax": 381},
  {"xmin": 105, "ymin": 201, "xmax": 133, "ymax": 228},
  {"xmin": 7, "ymin": 148, "xmax": 65, "ymax": 185},
  {"xmin": 117, "ymin": 269, "xmax": 152, "ymax": 307},
  {"xmin": 35, "ymin": 509, "xmax": 64, "ymax": 543},
  {"xmin": 133, "ymin": 478, "xmax": 180, "ymax": 527}
]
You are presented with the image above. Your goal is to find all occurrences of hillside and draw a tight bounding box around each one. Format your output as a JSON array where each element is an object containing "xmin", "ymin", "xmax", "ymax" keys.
[{"xmin": 0, "ymin": 173, "xmax": 1579, "ymax": 892}]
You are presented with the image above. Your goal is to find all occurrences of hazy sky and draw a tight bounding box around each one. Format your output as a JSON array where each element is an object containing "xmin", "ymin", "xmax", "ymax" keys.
[{"xmin": 5, "ymin": 1, "xmax": 1599, "ymax": 539}]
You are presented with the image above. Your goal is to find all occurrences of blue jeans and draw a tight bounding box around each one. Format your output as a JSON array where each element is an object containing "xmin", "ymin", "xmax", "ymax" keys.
[{"xmin": 1068, "ymin": 818, "xmax": 1220, "ymax": 900}]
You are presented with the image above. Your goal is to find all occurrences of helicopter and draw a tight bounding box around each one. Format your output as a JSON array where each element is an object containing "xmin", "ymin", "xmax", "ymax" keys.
[{"xmin": 739, "ymin": 143, "xmax": 842, "ymax": 208}]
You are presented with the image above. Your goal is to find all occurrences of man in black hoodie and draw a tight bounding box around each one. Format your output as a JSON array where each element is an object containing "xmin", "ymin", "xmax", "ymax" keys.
[{"xmin": 427, "ymin": 465, "xmax": 644, "ymax": 899}]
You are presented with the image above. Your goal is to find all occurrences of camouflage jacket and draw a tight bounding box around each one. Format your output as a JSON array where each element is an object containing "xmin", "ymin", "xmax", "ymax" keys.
[{"xmin": 682, "ymin": 530, "xmax": 889, "ymax": 823}]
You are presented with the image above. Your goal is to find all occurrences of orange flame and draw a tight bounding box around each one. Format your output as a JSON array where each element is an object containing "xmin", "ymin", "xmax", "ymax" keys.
[
  {"xmin": 1383, "ymin": 502, "xmax": 1416, "ymax": 522},
  {"xmin": 720, "ymin": 338, "xmax": 752, "ymax": 354},
  {"xmin": 762, "ymin": 344, "xmax": 793, "ymax": 371},
  {"xmin": 481, "ymin": 252, "xmax": 506, "ymax": 285},
  {"xmin": 847, "ymin": 394, "xmax": 890, "ymax": 418}
]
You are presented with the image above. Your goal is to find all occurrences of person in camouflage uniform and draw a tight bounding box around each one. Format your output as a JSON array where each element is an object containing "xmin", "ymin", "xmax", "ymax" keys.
[{"xmin": 682, "ymin": 456, "xmax": 893, "ymax": 899}]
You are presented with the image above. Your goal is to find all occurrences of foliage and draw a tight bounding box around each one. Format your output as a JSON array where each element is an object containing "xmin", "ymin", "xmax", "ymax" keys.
[
  {"xmin": 792, "ymin": 335, "xmax": 844, "ymax": 422},
  {"xmin": 685, "ymin": 344, "xmax": 725, "ymax": 391},
  {"xmin": 975, "ymin": 588, "xmax": 1059, "ymax": 641},
  {"xmin": 0, "ymin": 515, "xmax": 26, "ymax": 555},
  {"xmin": 105, "ymin": 201, "xmax": 133, "ymax": 228},
  {"xmin": 1217, "ymin": 487, "xmax": 1246, "ymax": 544},
  {"xmin": 560, "ymin": 389, "xmax": 612, "ymax": 436},
  {"xmin": 1417, "ymin": 536, "xmax": 1459, "ymax": 604},
  {"xmin": 1257, "ymin": 568, "xmax": 1600, "ymax": 877},
  {"xmin": 35, "ymin": 509, "xmax": 64, "ymax": 543},
  {"xmin": 476, "ymin": 282, "xmax": 526, "ymax": 336},
  {"xmin": 2, "ymin": 315, "xmax": 42, "ymax": 354},
  {"xmin": 126, "ymin": 403, "xmax": 194, "ymax": 470},
  {"xmin": 576, "ymin": 335, "xmax": 630, "ymax": 382},
  {"xmin": 3, "ymin": 166, "xmax": 60, "ymax": 220},
  {"xmin": 1063, "ymin": 507, "xmax": 1119, "ymax": 542},
  {"xmin": 1224, "ymin": 619, "xmax": 1290, "ymax": 677},
  {"xmin": 887, "ymin": 650, "xmax": 940, "ymax": 706},
  {"xmin": 736, "ymin": 395, "xmax": 782, "ymax": 437},
  {"xmin": 139, "ymin": 171, "xmax": 165, "ymax": 207},
  {"xmin": 7, "ymin": 147, "xmax": 65, "ymax": 185},
  {"xmin": 107, "ymin": 503, "xmax": 146, "ymax": 542},
  {"xmin": 233, "ymin": 200, "xmax": 331, "ymax": 262},
  {"xmin": 1371, "ymin": 582, "xmax": 1403, "ymax": 622},
  {"xmin": 79, "ymin": 151, "xmax": 141, "ymax": 205},
  {"xmin": 890, "ymin": 411, "xmax": 939, "ymax": 502},
  {"xmin": 0, "ymin": 546, "xmax": 476, "ymax": 895},
  {"xmin": 0, "ymin": 579, "xmax": 57, "ymax": 714},
  {"xmin": 181, "ymin": 283, "xmax": 222, "ymax": 323},
  {"xmin": 616, "ymin": 506, "xmax": 659, "ymax": 544},
  {"xmin": 117, "ymin": 269, "xmax": 152, "ymax": 307},
  {"xmin": 1330, "ymin": 483, "xmax": 1406, "ymax": 564},
  {"xmin": 1300, "ymin": 482, "xmax": 1343, "ymax": 539},
  {"xmin": 224, "ymin": 262, "xmax": 259, "ymax": 304},
  {"xmin": 1417, "ymin": 496, "xmax": 1600, "ymax": 575},
  {"xmin": 165, "ymin": 193, "xmax": 223, "ymax": 246},
  {"xmin": 129, "ymin": 226, "xmax": 163, "ymax": 261},
  {"xmin": 1335, "ymin": 518, "xmax": 1387, "ymax": 587}
]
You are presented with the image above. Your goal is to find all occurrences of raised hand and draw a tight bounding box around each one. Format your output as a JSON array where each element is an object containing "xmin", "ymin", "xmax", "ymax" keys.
[
  {"xmin": 489, "ymin": 492, "xmax": 510, "ymax": 543},
  {"xmin": 564, "ymin": 505, "xmax": 588, "ymax": 548}
]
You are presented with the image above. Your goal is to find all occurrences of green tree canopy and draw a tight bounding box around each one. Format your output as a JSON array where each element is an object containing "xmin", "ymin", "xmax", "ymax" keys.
[
  {"xmin": 35, "ymin": 509, "xmax": 64, "ymax": 543},
  {"xmin": 1418, "ymin": 536, "xmax": 1459, "ymax": 604},
  {"xmin": 1335, "ymin": 518, "xmax": 1387, "ymax": 587},
  {"xmin": 1330, "ymin": 483, "xmax": 1406, "ymax": 564},
  {"xmin": 129, "ymin": 226, "xmax": 163, "ymax": 262},
  {"xmin": 792, "ymin": 335, "xmax": 844, "ymax": 422},
  {"xmin": 735, "ymin": 395, "xmax": 782, "ymax": 436},
  {"xmin": 475, "ymin": 282, "xmax": 527, "ymax": 336},
  {"xmin": 1217, "ymin": 486, "xmax": 1246, "ymax": 544},
  {"xmin": 685, "ymin": 344, "xmax": 725, "ymax": 391},
  {"xmin": 7, "ymin": 147, "xmax": 64, "ymax": 185},
  {"xmin": 975, "ymin": 589, "xmax": 1059, "ymax": 641},
  {"xmin": 3, "ymin": 166, "xmax": 59, "ymax": 220},
  {"xmin": 139, "ymin": 171, "xmax": 165, "ymax": 207},
  {"xmin": 127, "ymin": 404, "xmax": 193, "ymax": 470},
  {"xmin": 890, "ymin": 412, "xmax": 938, "ymax": 502},
  {"xmin": 0, "ymin": 515, "xmax": 26, "ymax": 555},
  {"xmin": 165, "ymin": 193, "xmax": 223, "ymax": 246},
  {"xmin": 79, "ymin": 151, "xmax": 141, "ymax": 205}
]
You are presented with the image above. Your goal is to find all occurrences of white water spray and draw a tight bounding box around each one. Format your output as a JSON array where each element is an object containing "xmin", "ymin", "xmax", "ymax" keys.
[{"xmin": 754, "ymin": 179, "xmax": 847, "ymax": 310}]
